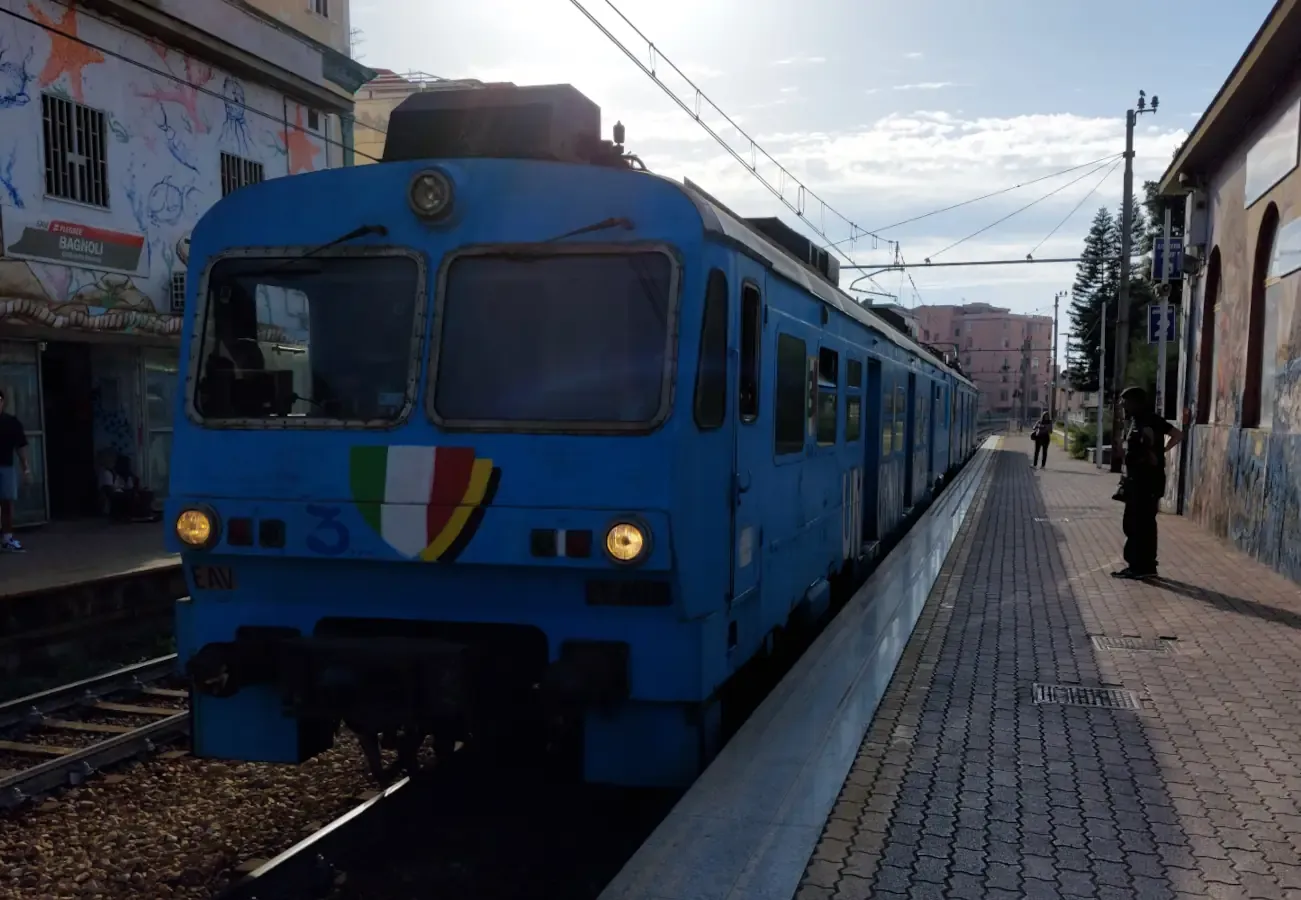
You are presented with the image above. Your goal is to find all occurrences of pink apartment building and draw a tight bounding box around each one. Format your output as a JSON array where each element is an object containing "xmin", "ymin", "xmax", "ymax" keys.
[{"xmin": 914, "ymin": 303, "xmax": 1055, "ymax": 419}]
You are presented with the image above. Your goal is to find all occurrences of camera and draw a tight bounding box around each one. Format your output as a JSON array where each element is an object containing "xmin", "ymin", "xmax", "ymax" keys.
[{"xmin": 1112, "ymin": 477, "xmax": 1127, "ymax": 503}]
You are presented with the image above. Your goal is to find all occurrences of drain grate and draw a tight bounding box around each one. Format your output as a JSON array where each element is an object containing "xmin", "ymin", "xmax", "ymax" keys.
[
  {"xmin": 1092, "ymin": 636, "xmax": 1177, "ymax": 654},
  {"xmin": 1032, "ymin": 683, "xmax": 1141, "ymax": 709}
]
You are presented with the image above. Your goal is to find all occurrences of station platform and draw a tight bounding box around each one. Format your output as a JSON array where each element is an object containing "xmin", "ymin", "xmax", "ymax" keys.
[
  {"xmin": 0, "ymin": 521, "xmax": 181, "ymax": 681},
  {"xmin": 3, "ymin": 519, "xmax": 176, "ymax": 599},
  {"xmin": 604, "ymin": 435, "xmax": 1301, "ymax": 900}
]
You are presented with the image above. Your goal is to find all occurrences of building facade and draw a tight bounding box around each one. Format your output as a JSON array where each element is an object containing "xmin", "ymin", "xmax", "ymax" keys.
[
  {"xmin": 1160, "ymin": 0, "xmax": 1301, "ymax": 583},
  {"xmin": 0, "ymin": 0, "xmax": 372, "ymax": 526},
  {"xmin": 244, "ymin": 0, "xmax": 351, "ymax": 57},
  {"xmin": 914, "ymin": 303, "xmax": 1054, "ymax": 421}
]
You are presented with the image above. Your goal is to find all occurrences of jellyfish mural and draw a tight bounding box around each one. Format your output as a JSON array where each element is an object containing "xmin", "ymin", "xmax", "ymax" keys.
[{"xmin": 220, "ymin": 76, "xmax": 252, "ymax": 156}]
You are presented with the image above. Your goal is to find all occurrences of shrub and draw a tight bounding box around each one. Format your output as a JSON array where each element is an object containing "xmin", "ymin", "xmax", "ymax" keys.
[{"xmin": 1066, "ymin": 422, "xmax": 1111, "ymax": 460}]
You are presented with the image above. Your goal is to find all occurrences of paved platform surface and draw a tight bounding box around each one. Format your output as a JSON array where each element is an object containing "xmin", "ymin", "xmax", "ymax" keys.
[
  {"xmin": 2, "ymin": 520, "xmax": 176, "ymax": 598},
  {"xmin": 800, "ymin": 435, "xmax": 1301, "ymax": 900}
]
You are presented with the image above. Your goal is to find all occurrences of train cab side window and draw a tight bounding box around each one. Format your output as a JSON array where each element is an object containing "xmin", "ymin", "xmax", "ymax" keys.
[
  {"xmin": 848, "ymin": 358, "xmax": 863, "ymax": 389},
  {"xmin": 739, "ymin": 283, "xmax": 762, "ymax": 422},
  {"xmin": 816, "ymin": 347, "xmax": 838, "ymax": 445},
  {"xmin": 693, "ymin": 269, "xmax": 729, "ymax": 430},
  {"xmin": 774, "ymin": 332, "xmax": 806, "ymax": 454}
]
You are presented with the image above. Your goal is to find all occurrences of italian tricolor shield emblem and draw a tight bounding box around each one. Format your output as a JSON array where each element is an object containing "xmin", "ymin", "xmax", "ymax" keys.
[{"xmin": 349, "ymin": 446, "xmax": 501, "ymax": 562}]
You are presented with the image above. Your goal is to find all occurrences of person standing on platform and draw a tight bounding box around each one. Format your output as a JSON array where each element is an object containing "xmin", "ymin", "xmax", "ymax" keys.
[
  {"xmin": 1031, "ymin": 411, "xmax": 1052, "ymax": 468},
  {"xmin": 1112, "ymin": 386, "xmax": 1182, "ymax": 580},
  {"xmin": 0, "ymin": 389, "xmax": 32, "ymax": 553}
]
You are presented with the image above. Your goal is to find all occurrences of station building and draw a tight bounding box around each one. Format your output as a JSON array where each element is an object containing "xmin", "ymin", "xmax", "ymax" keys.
[
  {"xmin": 1160, "ymin": 0, "xmax": 1301, "ymax": 583},
  {"xmin": 0, "ymin": 0, "xmax": 373, "ymax": 526}
]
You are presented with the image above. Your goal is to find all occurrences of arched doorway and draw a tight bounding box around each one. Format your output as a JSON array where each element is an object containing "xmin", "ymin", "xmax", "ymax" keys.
[{"xmin": 1243, "ymin": 203, "xmax": 1280, "ymax": 428}]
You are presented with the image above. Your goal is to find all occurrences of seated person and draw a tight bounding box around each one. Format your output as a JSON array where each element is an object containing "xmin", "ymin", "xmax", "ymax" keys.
[{"xmin": 100, "ymin": 455, "xmax": 157, "ymax": 522}]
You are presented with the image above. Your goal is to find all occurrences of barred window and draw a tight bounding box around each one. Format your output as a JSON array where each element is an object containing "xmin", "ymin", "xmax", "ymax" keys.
[
  {"xmin": 169, "ymin": 272, "xmax": 187, "ymax": 314},
  {"xmin": 41, "ymin": 93, "xmax": 108, "ymax": 208},
  {"xmin": 221, "ymin": 153, "xmax": 264, "ymax": 197}
]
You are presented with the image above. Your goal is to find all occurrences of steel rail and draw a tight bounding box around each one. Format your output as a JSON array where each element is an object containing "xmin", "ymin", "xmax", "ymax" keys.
[
  {"xmin": 0, "ymin": 654, "xmax": 187, "ymax": 808},
  {"xmin": 218, "ymin": 777, "xmax": 412, "ymax": 900},
  {"xmin": 0, "ymin": 712, "xmax": 190, "ymax": 809},
  {"xmin": 0, "ymin": 654, "xmax": 179, "ymax": 730}
]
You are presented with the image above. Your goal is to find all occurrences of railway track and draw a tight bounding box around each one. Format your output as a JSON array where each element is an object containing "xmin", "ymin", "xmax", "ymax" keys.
[{"xmin": 0, "ymin": 654, "xmax": 189, "ymax": 810}]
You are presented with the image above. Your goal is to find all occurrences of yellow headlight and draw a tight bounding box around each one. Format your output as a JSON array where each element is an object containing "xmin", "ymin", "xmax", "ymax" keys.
[
  {"xmin": 176, "ymin": 509, "xmax": 214, "ymax": 548},
  {"xmin": 605, "ymin": 522, "xmax": 646, "ymax": 563}
]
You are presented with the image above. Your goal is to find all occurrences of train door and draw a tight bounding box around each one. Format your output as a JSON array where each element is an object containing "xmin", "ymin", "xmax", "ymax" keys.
[
  {"xmin": 952, "ymin": 384, "xmax": 962, "ymax": 470},
  {"xmin": 863, "ymin": 358, "xmax": 883, "ymax": 541},
  {"xmin": 926, "ymin": 380, "xmax": 938, "ymax": 484},
  {"xmin": 730, "ymin": 267, "xmax": 765, "ymax": 612},
  {"xmin": 904, "ymin": 371, "xmax": 916, "ymax": 505}
]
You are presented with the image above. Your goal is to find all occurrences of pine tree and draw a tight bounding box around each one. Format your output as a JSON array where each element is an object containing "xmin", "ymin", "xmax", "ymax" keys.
[{"xmin": 1066, "ymin": 207, "xmax": 1118, "ymax": 391}]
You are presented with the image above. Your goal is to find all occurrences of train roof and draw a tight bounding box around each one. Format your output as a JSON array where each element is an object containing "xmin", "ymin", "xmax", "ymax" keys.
[{"xmin": 670, "ymin": 176, "xmax": 973, "ymax": 389}]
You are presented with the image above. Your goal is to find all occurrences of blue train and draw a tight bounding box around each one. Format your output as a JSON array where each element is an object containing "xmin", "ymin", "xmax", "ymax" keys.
[{"xmin": 167, "ymin": 82, "xmax": 980, "ymax": 788}]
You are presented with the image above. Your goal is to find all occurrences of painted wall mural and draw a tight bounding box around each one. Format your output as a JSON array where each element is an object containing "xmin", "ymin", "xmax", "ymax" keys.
[
  {"xmin": 0, "ymin": 0, "xmax": 332, "ymax": 338},
  {"xmin": 1177, "ymin": 77, "xmax": 1301, "ymax": 588}
]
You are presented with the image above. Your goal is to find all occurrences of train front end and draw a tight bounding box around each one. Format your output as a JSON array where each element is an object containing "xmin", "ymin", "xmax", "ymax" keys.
[{"xmin": 167, "ymin": 84, "xmax": 727, "ymax": 788}]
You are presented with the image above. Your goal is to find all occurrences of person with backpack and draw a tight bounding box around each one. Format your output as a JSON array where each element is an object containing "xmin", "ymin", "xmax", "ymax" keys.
[
  {"xmin": 1112, "ymin": 386, "xmax": 1183, "ymax": 580},
  {"xmin": 1030, "ymin": 411, "xmax": 1052, "ymax": 468}
]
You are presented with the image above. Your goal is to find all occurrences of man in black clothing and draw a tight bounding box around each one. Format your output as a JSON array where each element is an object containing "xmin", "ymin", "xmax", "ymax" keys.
[
  {"xmin": 1112, "ymin": 386, "xmax": 1182, "ymax": 580},
  {"xmin": 0, "ymin": 389, "xmax": 32, "ymax": 553}
]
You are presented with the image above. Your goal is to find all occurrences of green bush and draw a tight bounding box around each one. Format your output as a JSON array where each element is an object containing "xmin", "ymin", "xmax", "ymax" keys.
[{"xmin": 1066, "ymin": 422, "xmax": 1111, "ymax": 460}]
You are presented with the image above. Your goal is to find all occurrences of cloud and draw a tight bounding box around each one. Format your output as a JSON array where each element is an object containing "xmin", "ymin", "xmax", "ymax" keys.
[
  {"xmin": 893, "ymin": 82, "xmax": 962, "ymax": 91},
  {"xmin": 904, "ymin": 51, "xmax": 924, "ymax": 59},
  {"xmin": 771, "ymin": 56, "xmax": 827, "ymax": 66},
  {"xmin": 677, "ymin": 63, "xmax": 723, "ymax": 80},
  {"xmin": 634, "ymin": 109, "xmax": 1186, "ymax": 213}
]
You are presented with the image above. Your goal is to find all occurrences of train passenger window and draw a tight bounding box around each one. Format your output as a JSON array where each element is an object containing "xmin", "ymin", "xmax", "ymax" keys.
[
  {"xmin": 434, "ymin": 250, "xmax": 673, "ymax": 427},
  {"xmin": 915, "ymin": 382, "xmax": 927, "ymax": 442},
  {"xmin": 816, "ymin": 347, "xmax": 838, "ymax": 445},
  {"xmin": 774, "ymin": 333, "xmax": 806, "ymax": 454},
  {"xmin": 847, "ymin": 396, "xmax": 862, "ymax": 442},
  {"xmin": 894, "ymin": 385, "xmax": 906, "ymax": 448},
  {"xmin": 848, "ymin": 359, "xmax": 863, "ymax": 389},
  {"xmin": 882, "ymin": 375, "xmax": 894, "ymax": 456},
  {"xmin": 739, "ymin": 284, "xmax": 761, "ymax": 422},
  {"xmin": 193, "ymin": 254, "xmax": 422, "ymax": 423},
  {"xmin": 693, "ymin": 269, "xmax": 729, "ymax": 430}
]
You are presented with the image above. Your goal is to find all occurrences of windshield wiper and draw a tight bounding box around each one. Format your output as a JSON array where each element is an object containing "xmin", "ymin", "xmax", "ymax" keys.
[
  {"xmin": 543, "ymin": 217, "xmax": 634, "ymax": 243},
  {"xmin": 256, "ymin": 224, "xmax": 390, "ymax": 274}
]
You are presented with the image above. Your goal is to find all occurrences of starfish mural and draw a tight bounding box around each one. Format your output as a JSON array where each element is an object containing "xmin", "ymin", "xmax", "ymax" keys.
[
  {"xmin": 284, "ymin": 106, "xmax": 321, "ymax": 175},
  {"xmin": 27, "ymin": 2, "xmax": 104, "ymax": 103}
]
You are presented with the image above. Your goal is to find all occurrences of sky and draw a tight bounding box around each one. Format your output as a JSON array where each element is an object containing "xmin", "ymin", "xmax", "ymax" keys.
[{"xmin": 351, "ymin": 0, "xmax": 1272, "ymax": 340}]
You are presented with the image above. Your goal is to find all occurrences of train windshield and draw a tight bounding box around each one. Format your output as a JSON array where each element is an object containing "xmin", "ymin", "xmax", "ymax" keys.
[
  {"xmin": 432, "ymin": 249, "xmax": 674, "ymax": 430},
  {"xmin": 192, "ymin": 253, "xmax": 422, "ymax": 423}
]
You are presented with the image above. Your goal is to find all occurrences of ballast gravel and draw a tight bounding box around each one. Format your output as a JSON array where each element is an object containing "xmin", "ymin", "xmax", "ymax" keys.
[{"xmin": 0, "ymin": 735, "xmax": 377, "ymax": 899}]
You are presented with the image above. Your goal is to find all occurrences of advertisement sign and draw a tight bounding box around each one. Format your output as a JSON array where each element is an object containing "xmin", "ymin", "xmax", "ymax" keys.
[{"xmin": 1, "ymin": 208, "xmax": 147, "ymax": 278}]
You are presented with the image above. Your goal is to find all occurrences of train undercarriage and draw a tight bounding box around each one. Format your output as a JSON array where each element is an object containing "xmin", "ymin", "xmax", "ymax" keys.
[{"xmin": 184, "ymin": 618, "xmax": 631, "ymax": 783}]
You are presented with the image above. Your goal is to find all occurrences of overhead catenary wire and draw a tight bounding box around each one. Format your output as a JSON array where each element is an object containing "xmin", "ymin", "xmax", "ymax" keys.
[
  {"xmin": 925, "ymin": 157, "xmax": 1120, "ymax": 262},
  {"xmin": 568, "ymin": 0, "xmax": 896, "ymax": 265},
  {"xmin": 0, "ymin": 0, "xmax": 387, "ymax": 163},
  {"xmin": 1026, "ymin": 157, "xmax": 1123, "ymax": 259},
  {"xmin": 860, "ymin": 152, "xmax": 1123, "ymax": 237}
]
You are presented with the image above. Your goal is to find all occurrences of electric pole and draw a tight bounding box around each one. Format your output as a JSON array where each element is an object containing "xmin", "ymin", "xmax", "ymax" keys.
[
  {"xmin": 1051, "ymin": 290, "xmax": 1065, "ymax": 422},
  {"xmin": 1110, "ymin": 89, "xmax": 1159, "ymax": 472}
]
